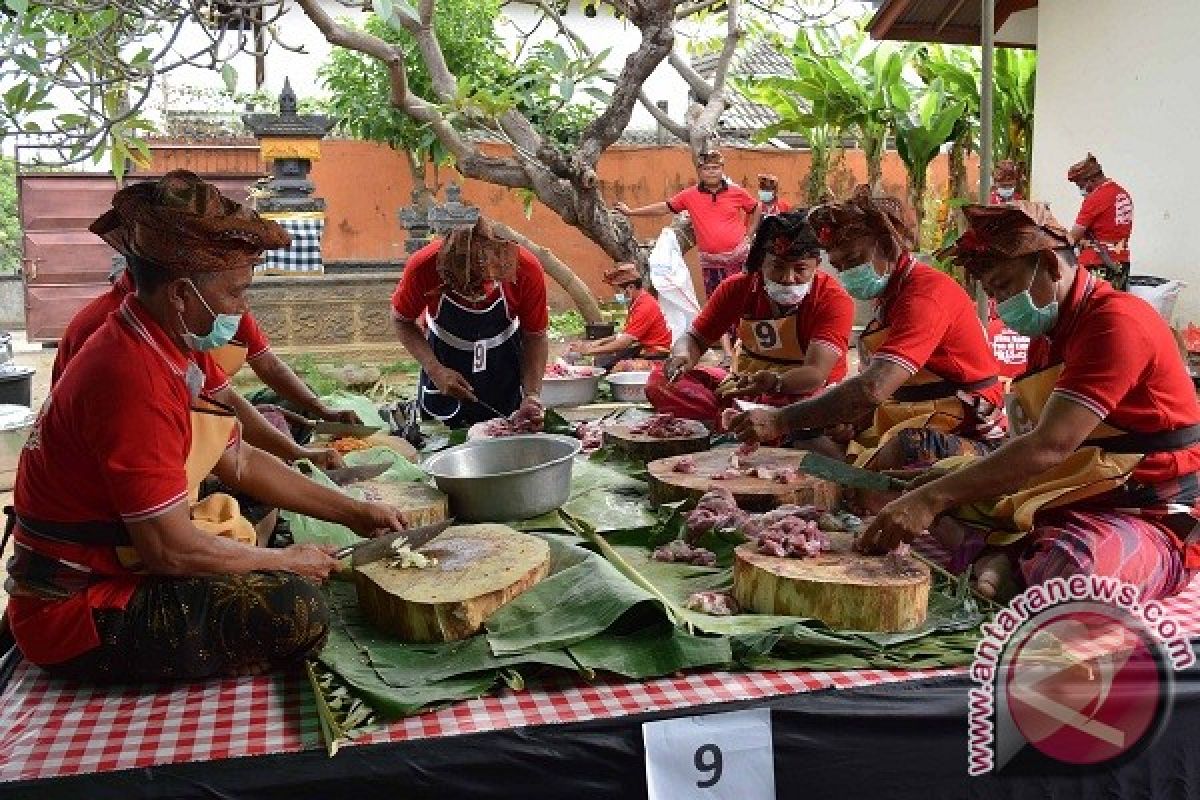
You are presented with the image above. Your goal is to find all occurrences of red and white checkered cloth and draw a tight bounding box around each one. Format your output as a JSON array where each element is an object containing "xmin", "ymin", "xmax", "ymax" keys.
[{"xmin": 4, "ymin": 537, "xmax": 1199, "ymax": 784}]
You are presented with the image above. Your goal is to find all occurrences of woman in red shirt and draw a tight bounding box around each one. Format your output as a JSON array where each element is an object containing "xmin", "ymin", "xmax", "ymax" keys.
[{"xmin": 647, "ymin": 210, "xmax": 854, "ymax": 444}]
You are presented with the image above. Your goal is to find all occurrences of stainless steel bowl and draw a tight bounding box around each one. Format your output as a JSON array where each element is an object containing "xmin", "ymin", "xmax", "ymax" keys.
[
  {"xmin": 423, "ymin": 434, "xmax": 582, "ymax": 521},
  {"xmin": 606, "ymin": 370, "xmax": 652, "ymax": 403},
  {"xmin": 541, "ymin": 369, "xmax": 606, "ymax": 408}
]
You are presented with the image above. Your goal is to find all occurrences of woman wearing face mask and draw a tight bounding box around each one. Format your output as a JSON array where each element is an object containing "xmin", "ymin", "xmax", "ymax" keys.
[
  {"xmin": 729, "ymin": 186, "xmax": 1006, "ymax": 474},
  {"xmin": 569, "ymin": 263, "xmax": 671, "ymax": 369},
  {"xmin": 647, "ymin": 211, "xmax": 854, "ymax": 435},
  {"xmin": 858, "ymin": 201, "xmax": 1200, "ymax": 602}
]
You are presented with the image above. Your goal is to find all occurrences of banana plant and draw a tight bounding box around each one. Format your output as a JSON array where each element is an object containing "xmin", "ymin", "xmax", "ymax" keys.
[
  {"xmin": 895, "ymin": 78, "xmax": 965, "ymax": 240},
  {"xmin": 993, "ymin": 47, "xmax": 1037, "ymax": 187},
  {"xmin": 913, "ymin": 44, "xmax": 981, "ymax": 201}
]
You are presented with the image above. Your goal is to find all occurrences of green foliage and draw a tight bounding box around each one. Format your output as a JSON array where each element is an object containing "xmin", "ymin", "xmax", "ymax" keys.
[
  {"xmin": 548, "ymin": 309, "xmax": 586, "ymax": 338},
  {"xmin": 895, "ymin": 78, "xmax": 965, "ymax": 234},
  {"xmin": 318, "ymin": 2, "xmax": 600, "ymax": 166},
  {"xmin": 0, "ymin": 157, "xmax": 19, "ymax": 274}
]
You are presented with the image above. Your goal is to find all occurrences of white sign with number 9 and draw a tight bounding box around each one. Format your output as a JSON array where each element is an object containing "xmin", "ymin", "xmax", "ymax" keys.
[{"xmin": 643, "ymin": 708, "xmax": 774, "ymax": 799}]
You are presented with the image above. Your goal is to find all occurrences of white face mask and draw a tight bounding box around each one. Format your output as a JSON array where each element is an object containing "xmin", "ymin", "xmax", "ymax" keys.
[{"xmin": 764, "ymin": 277, "xmax": 811, "ymax": 306}]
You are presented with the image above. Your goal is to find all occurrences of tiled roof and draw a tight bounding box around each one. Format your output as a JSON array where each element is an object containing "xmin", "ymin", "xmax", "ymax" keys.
[{"xmin": 691, "ymin": 40, "xmax": 803, "ymax": 145}]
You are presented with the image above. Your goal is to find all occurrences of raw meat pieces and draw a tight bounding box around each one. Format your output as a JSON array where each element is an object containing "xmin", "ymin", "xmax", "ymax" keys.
[
  {"xmin": 672, "ymin": 456, "xmax": 698, "ymax": 474},
  {"xmin": 631, "ymin": 413, "xmax": 703, "ymax": 439},
  {"xmin": 652, "ymin": 539, "xmax": 717, "ymax": 567},
  {"xmin": 683, "ymin": 488, "xmax": 748, "ymax": 543},
  {"xmin": 685, "ymin": 494, "xmax": 831, "ymax": 560},
  {"xmin": 685, "ymin": 591, "xmax": 739, "ymax": 616},
  {"xmin": 748, "ymin": 515, "xmax": 830, "ymax": 558}
]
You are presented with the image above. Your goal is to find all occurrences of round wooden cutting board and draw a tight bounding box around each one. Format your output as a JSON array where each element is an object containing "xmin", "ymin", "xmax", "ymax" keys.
[
  {"xmin": 356, "ymin": 480, "xmax": 449, "ymax": 528},
  {"xmin": 602, "ymin": 423, "xmax": 711, "ymax": 461},
  {"xmin": 647, "ymin": 446, "xmax": 841, "ymax": 511},
  {"xmin": 732, "ymin": 532, "xmax": 931, "ymax": 632}
]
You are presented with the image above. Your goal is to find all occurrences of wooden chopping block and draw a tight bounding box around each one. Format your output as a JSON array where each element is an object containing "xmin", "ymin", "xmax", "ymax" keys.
[
  {"xmin": 356, "ymin": 480, "xmax": 449, "ymax": 528},
  {"xmin": 353, "ymin": 524, "xmax": 551, "ymax": 642},
  {"xmin": 602, "ymin": 423, "xmax": 710, "ymax": 461},
  {"xmin": 732, "ymin": 532, "xmax": 930, "ymax": 632},
  {"xmin": 647, "ymin": 447, "xmax": 840, "ymax": 511}
]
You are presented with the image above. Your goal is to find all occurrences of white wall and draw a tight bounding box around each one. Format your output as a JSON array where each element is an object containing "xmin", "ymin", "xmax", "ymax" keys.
[
  {"xmin": 1031, "ymin": 0, "xmax": 1200, "ymax": 324},
  {"xmin": 996, "ymin": 8, "xmax": 1037, "ymax": 46}
]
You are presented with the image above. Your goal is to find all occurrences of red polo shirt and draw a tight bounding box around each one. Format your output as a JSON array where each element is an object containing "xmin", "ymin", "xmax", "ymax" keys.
[
  {"xmin": 666, "ymin": 182, "xmax": 758, "ymax": 255},
  {"xmin": 872, "ymin": 259, "xmax": 1005, "ymax": 410},
  {"xmin": 11, "ymin": 296, "xmax": 211, "ymax": 665},
  {"xmin": 624, "ymin": 291, "xmax": 672, "ymax": 353},
  {"xmin": 1075, "ymin": 179, "xmax": 1133, "ymax": 266},
  {"xmin": 1027, "ymin": 270, "xmax": 1200, "ymax": 484},
  {"xmin": 391, "ymin": 239, "xmax": 549, "ymax": 334},
  {"xmin": 761, "ymin": 198, "xmax": 792, "ymax": 216},
  {"xmin": 691, "ymin": 270, "xmax": 853, "ymax": 384}
]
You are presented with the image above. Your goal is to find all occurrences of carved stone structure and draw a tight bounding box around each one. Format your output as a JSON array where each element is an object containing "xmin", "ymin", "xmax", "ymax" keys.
[
  {"xmin": 241, "ymin": 79, "xmax": 334, "ymax": 213},
  {"xmin": 396, "ymin": 183, "xmax": 480, "ymax": 254}
]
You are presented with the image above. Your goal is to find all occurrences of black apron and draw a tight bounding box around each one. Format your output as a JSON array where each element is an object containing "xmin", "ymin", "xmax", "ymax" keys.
[{"xmin": 418, "ymin": 290, "xmax": 523, "ymax": 428}]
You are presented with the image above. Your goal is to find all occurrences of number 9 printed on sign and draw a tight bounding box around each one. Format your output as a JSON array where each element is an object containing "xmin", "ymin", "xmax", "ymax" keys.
[{"xmin": 643, "ymin": 709, "xmax": 774, "ymax": 799}]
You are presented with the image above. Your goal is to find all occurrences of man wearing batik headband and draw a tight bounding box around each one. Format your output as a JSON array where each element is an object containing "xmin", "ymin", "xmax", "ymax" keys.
[
  {"xmin": 988, "ymin": 159, "xmax": 1022, "ymax": 205},
  {"xmin": 569, "ymin": 262, "xmax": 671, "ymax": 368},
  {"xmin": 645, "ymin": 210, "xmax": 853, "ymax": 440},
  {"xmin": 729, "ymin": 186, "xmax": 1006, "ymax": 476},
  {"xmin": 4, "ymin": 172, "xmax": 407, "ymax": 683},
  {"xmin": 858, "ymin": 200, "xmax": 1200, "ymax": 602},
  {"xmin": 756, "ymin": 174, "xmax": 791, "ymax": 217},
  {"xmin": 1066, "ymin": 153, "xmax": 1134, "ymax": 290},
  {"xmin": 391, "ymin": 216, "xmax": 549, "ymax": 428}
]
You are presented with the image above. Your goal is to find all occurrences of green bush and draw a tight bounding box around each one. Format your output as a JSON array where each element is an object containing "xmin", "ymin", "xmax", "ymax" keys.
[{"xmin": 0, "ymin": 157, "xmax": 19, "ymax": 274}]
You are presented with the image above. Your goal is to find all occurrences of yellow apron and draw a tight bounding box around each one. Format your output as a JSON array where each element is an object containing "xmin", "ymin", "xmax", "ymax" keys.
[
  {"xmin": 114, "ymin": 395, "xmax": 257, "ymax": 568},
  {"xmin": 851, "ymin": 322, "xmax": 977, "ymax": 465},
  {"xmin": 939, "ymin": 362, "xmax": 1143, "ymax": 546},
  {"xmin": 211, "ymin": 343, "xmax": 248, "ymax": 378},
  {"xmin": 733, "ymin": 314, "xmax": 809, "ymax": 376}
]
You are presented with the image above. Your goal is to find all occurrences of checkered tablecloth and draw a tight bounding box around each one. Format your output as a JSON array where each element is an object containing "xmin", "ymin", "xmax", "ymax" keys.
[
  {"xmin": 4, "ymin": 538, "xmax": 1200, "ymax": 784},
  {"xmin": 258, "ymin": 216, "xmax": 324, "ymax": 274}
]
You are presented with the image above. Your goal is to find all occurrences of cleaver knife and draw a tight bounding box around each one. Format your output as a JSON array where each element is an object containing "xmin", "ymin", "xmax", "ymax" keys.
[
  {"xmin": 312, "ymin": 420, "xmax": 383, "ymax": 437},
  {"xmin": 797, "ymin": 451, "xmax": 911, "ymax": 493},
  {"xmin": 333, "ymin": 519, "xmax": 455, "ymax": 567}
]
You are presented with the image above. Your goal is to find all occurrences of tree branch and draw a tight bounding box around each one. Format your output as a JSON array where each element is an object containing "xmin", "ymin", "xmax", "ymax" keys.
[
  {"xmin": 637, "ymin": 89, "xmax": 689, "ymax": 140},
  {"xmin": 668, "ymin": 49, "xmax": 712, "ymax": 104}
]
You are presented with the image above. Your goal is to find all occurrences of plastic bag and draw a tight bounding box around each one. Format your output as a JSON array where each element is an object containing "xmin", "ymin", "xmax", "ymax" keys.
[{"xmin": 647, "ymin": 227, "xmax": 701, "ymax": 342}]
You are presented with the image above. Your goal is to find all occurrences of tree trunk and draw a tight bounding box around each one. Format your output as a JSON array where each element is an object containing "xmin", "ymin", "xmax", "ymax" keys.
[
  {"xmin": 863, "ymin": 133, "xmax": 885, "ymax": 195},
  {"xmin": 807, "ymin": 139, "xmax": 833, "ymax": 205},
  {"xmin": 489, "ymin": 221, "xmax": 605, "ymax": 324},
  {"xmin": 909, "ymin": 172, "xmax": 927, "ymax": 250},
  {"xmin": 948, "ymin": 138, "xmax": 969, "ymax": 201}
]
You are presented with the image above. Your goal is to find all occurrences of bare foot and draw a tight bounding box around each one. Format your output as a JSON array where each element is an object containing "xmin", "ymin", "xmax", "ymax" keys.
[{"xmin": 973, "ymin": 551, "xmax": 1017, "ymax": 601}]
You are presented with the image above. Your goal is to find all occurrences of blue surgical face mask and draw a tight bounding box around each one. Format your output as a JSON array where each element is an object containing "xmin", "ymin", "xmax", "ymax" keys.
[
  {"xmin": 179, "ymin": 279, "xmax": 242, "ymax": 351},
  {"xmin": 838, "ymin": 261, "xmax": 890, "ymax": 300},
  {"xmin": 1078, "ymin": 185, "xmax": 1089, "ymax": 196},
  {"xmin": 996, "ymin": 267, "xmax": 1059, "ymax": 336},
  {"xmin": 996, "ymin": 187, "xmax": 1015, "ymax": 200},
  {"xmin": 758, "ymin": 190, "xmax": 775, "ymax": 203}
]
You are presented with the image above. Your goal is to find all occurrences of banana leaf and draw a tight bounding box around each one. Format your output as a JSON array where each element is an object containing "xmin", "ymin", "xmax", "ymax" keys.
[
  {"xmin": 343, "ymin": 447, "xmax": 427, "ymax": 482},
  {"xmin": 319, "ymin": 391, "xmax": 386, "ymax": 429},
  {"xmin": 567, "ymin": 624, "xmax": 732, "ymax": 678}
]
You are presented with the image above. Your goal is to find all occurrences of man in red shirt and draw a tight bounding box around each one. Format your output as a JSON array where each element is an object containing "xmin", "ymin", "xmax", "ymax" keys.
[
  {"xmin": 392, "ymin": 217, "xmax": 549, "ymax": 428},
  {"xmin": 52, "ymin": 268, "xmax": 346, "ymax": 471},
  {"xmin": 860, "ymin": 201, "xmax": 1199, "ymax": 602},
  {"xmin": 730, "ymin": 187, "xmax": 1006, "ymax": 474},
  {"xmin": 757, "ymin": 174, "xmax": 791, "ymax": 217},
  {"xmin": 1067, "ymin": 153, "xmax": 1133, "ymax": 290},
  {"xmin": 569, "ymin": 263, "xmax": 671, "ymax": 368},
  {"xmin": 4, "ymin": 172, "xmax": 405, "ymax": 683},
  {"xmin": 988, "ymin": 159, "xmax": 1023, "ymax": 205},
  {"xmin": 647, "ymin": 211, "xmax": 854, "ymax": 444},
  {"xmin": 615, "ymin": 150, "xmax": 761, "ymax": 300}
]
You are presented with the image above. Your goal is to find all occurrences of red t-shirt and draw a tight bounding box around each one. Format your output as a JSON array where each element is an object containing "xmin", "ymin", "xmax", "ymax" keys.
[
  {"xmin": 52, "ymin": 273, "xmax": 229, "ymax": 393},
  {"xmin": 872, "ymin": 260, "xmax": 1005, "ymax": 410},
  {"xmin": 691, "ymin": 270, "xmax": 853, "ymax": 384},
  {"xmin": 1027, "ymin": 270, "xmax": 1200, "ymax": 484},
  {"xmin": 666, "ymin": 182, "xmax": 758, "ymax": 255},
  {"xmin": 988, "ymin": 189, "xmax": 1023, "ymax": 205},
  {"xmin": 391, "ymin": 240, "xmax": 549, "ymax": 334},
  {"xmin": 624, "ymin": 291, "xmax": 672, "ymax": 353},
  {"xmin": 12, "ymin": 297, "xmax": 222, "ymax": 664},
  {"xmin": 1075, "ymin": 179, "xmax": 1133, "ymax": 266},
  {"xmin": 232, "ymin": 309, "xmax": 271, "ymax": 361},
  {"xmin": 761, "ymin": 198, "xmax": 792, "ymax": 216}
]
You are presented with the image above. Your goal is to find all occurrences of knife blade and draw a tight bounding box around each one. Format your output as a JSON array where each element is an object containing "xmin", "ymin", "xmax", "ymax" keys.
[
  {"xmin": 334, "ymin": 519, "xmax": 455, "ymax": 567},
  {"xmin": 313, "ymin": 420, "xmax": 383, "ymax": 437},
  {"xmin": 798, "ymin": 451, "xmax": 910, "ymax": 493},
  {"xmin": 320, "ymin": 462, "xmax": 392, "ymax": 486}
]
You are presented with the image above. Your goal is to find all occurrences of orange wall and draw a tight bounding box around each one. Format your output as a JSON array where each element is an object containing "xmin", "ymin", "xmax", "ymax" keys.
[{"xmin": 145, "ymin": 139, "xmax": 978, "ymax": 310}]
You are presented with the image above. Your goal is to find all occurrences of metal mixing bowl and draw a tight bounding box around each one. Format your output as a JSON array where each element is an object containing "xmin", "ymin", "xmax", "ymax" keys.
[
  {"xmin": 541, "ymin": 368, "xmax": 606, "ymax": 408},
  {"xmin": 606, "ymin": 370, "xmax": 652, "ymax": 403},
  {"xmin": 423, "ymin": 434, "xmax": 582, "ymax": 521}
]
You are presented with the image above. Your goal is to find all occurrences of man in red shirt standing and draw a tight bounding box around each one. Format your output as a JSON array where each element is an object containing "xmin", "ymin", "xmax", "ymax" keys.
[
  {"xmin": 757, "ymin": 174, "xmax": 791, "ymax": 217},
  {"xmin": 730, "ymin": 187, "xmax": 1006, "ymax": 474},
  {"xmin": 860, "ymin": 201, "xmax": 1199, "ymax": 602},
  {"xmin": 647, "ymin": 211, "xmax": 854, "ymax": 444},
  {"xmin": 392, "ymin": 217, "xmax": 549, "ymax": 428},
  {"xmin": 1067, "ymin": 153, "xmax": 1133, "ymax": 290},
  {"xmin": 569, "ymin": 263, "xmax": 671, "ymax": 369},
  {"xmin": 4, "ymin": 172, "xmax": 406, "ymax": 683},
  {"xmin": 614, "ymin": 150, "xmax": 761, "ymax": 300}
]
